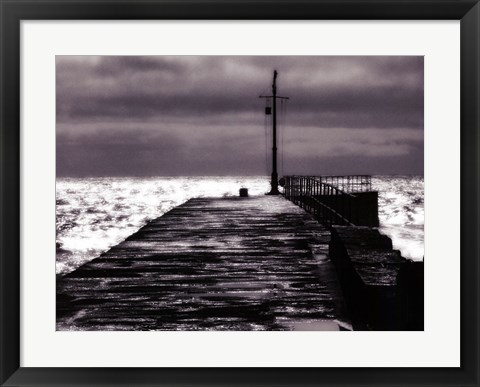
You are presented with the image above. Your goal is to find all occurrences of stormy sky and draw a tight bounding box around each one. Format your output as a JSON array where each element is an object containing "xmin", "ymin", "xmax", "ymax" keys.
[{"xmin": 56, "ymin": 56, "xmax": 424, "ymax": 177}]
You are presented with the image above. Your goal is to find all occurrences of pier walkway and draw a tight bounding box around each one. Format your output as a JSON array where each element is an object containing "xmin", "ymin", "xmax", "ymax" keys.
[{"xmin": 57, "ymin": 196, "xmax": 350, "ymax": 331}]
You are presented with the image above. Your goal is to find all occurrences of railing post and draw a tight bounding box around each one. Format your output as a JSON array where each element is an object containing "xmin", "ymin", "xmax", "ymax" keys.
[{"xmin": 300, "ymin": 177, "xmax": 304, "ymax": 208}]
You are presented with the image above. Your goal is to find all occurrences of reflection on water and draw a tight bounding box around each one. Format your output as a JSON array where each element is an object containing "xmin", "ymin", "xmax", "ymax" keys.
[{"xmin": 56, "ymin": 176, "xmax": 424, "ymax": 275}]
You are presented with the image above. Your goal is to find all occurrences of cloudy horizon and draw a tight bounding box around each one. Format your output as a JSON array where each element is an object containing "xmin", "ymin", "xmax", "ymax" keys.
[{"xmin": 56, "ymin": 56, "xmax": 424, "ymax": 177}]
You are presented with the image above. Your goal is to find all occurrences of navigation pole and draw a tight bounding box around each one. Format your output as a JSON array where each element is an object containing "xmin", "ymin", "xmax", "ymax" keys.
[{"xmin": 260, "ymin": 70, "xmax": 289, "ymax": 195}]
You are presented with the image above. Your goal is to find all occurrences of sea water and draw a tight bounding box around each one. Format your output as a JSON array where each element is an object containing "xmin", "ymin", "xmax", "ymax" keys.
[{"xmin": 56, "ymin": 176, "xmax": 424, "ymax": 275}]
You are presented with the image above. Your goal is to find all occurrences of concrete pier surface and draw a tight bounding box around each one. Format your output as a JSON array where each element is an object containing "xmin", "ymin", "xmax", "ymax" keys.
[{"xmin": 57, "ymin": 196, "xmax": 351, "ymax": 331}]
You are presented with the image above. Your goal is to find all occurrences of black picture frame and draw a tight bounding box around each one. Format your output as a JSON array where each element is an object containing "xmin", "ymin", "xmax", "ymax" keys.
[{"xmin": 1, "ymin": 1, "xmax": 479, "ymax": 386}]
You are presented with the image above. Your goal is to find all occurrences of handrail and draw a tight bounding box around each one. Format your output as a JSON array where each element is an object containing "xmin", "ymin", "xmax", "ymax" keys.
[
  {"xmin": 288, "ymin": 175, "xmax": 372, "ymax": 193},
  {"xmin": 281, "ymin": 175, "xmax": 376, "ymax": 227}
]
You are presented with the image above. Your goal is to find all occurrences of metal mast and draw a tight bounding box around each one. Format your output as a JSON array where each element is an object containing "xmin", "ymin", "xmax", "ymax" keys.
[{"xmin": 260, "ymin": 70, "xmax": 289, "ymax": 195}]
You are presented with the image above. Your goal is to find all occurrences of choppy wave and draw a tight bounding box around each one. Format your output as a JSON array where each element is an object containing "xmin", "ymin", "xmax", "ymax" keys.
[
  {"xmin": 56, "ymin": 176, "xmax": 423, "ymax": 275},
  {"xmin": 373, "ymin": 176, "xmax": 424, "ymax": 261}
]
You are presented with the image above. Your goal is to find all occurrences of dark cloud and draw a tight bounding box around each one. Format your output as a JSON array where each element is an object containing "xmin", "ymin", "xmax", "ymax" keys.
[{"xmin": 56, "ymin": 56, "xmax": 424, "ymax": 176}]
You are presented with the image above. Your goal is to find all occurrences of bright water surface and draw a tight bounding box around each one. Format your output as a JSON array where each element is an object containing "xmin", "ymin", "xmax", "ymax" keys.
[{"xmin": 56, "ymin": 176, "xmax": 424, "ymax": 275}]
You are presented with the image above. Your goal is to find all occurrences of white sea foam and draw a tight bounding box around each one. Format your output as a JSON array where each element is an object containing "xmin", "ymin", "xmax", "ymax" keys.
[
  {"xmin": 56, "ymin": 176, "xmax": 424, "ymax": 275},
  {"xmin": 373, "ymin": 176, "xmax": 424, "ymax": 261}
]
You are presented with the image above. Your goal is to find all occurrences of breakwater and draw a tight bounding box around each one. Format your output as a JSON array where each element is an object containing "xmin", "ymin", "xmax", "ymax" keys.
[
  {"xmin": 57, "ymin": 176, "xmax": 423, "ymax": 331},
  {"xmin": 57, "ymin": 196, "xmax": 350, "ymax": 331}
]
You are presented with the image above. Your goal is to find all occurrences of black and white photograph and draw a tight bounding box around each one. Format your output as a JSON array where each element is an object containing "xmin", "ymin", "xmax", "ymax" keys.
[{"xmin": 55, "ymin": 56, "xmax": 424, "ymax": 331}]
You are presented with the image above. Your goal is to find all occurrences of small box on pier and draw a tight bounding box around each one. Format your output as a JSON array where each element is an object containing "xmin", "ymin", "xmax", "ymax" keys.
[{"xmin": 239, "ymin": 188, "xmax": 249, "ymax": 197}]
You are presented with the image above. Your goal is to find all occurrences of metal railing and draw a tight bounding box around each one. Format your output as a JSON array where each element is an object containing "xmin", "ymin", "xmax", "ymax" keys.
[
  {"xmin": 281, "ymin": 175, "xmax": 376, "ymax": 227},
  {"xmin": 306, "ymin": 175, "xmax": 371, "ymax": 193}
]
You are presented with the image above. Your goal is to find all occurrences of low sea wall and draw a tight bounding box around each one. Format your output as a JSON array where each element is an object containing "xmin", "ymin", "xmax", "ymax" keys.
[
  {"xmin": 329, "ymin": 226, "xmax": 424, "ymax": 330},
  {"xmin": 314, "ymin": 191, "xmax": 379, "ymax": 227}
]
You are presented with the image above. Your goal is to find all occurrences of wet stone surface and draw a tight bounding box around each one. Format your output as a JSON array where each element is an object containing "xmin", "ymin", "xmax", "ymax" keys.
[{"xmin": 57, "ymin": 196, "xmax": 350, "ymax": 331}]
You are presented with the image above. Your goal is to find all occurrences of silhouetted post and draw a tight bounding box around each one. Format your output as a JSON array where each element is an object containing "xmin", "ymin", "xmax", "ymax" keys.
[
  {"xmin": 260, "ymin": 70, "xmax": 289, "ymax": 195},
  {"xmin": 270, "ymin": 70, "xmax": 279, "ymax": 195}
]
